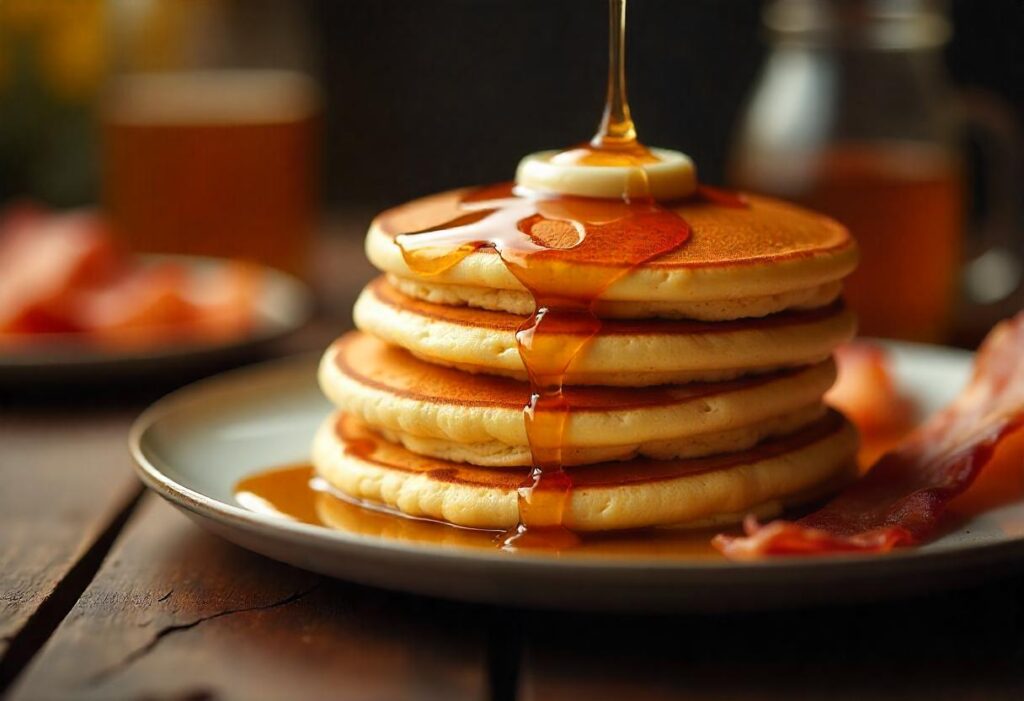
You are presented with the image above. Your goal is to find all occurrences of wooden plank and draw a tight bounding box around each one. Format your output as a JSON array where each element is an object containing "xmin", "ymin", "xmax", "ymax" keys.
[
  {"xmin": 0, "ymin": 408, "xmax": 141, "ymax": 684},
  {"xmin": 0, "ymin": 225, "xmax": 373, "ymax": 691},
  {"xmin": 10, "ymin": 495, "xmax": 489, "ymax": 701},
  {"xmin": 518, "ymin": 585, "xmax": 1024, "ymax": 701}
]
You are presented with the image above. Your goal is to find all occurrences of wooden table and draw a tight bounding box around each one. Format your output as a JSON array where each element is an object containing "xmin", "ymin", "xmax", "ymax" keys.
[{"xmin": 3, "ymin": 234, "xmax": 1024, "ymax": 701}]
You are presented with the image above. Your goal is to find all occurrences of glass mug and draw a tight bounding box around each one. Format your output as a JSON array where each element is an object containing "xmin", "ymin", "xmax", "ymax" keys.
[
  {"xmin": 730, "ymin": 0, "xmax": 1021, "ymax": 343},
  {"xmin": 102, "ymin": 70, "xmax": 319, "ymax": 277},
  {"xmin": 101, "ymin": 0, "xmax": 320, "ymax": 278}
]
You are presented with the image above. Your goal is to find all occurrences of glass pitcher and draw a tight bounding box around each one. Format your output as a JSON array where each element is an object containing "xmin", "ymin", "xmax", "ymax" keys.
[
  {"xmin": 729, "ymin": 0, "xmax": 1021, "ymax": 343},
  {"xmin": 102, "ymin": 0, "xmax": 321, "ymax": 277}
]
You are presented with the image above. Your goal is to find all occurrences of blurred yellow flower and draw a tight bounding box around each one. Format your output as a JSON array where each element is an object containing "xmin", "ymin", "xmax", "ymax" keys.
[{"xmin": 0, "ymin": 0, "xmax": 106, "ymax": 101}]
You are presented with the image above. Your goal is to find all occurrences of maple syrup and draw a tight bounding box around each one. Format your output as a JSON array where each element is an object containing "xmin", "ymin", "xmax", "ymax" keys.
[
  {"xmin": 234, "ymin": 463, "xmax": 725, "ymax": 559},
  {"xmin": 234, "ymin": 0, "xmax": 748, "ymax": 550},
  {"xmin": 772, "ymin": 143, "xmax": 961, "ymax": 343},
  {"xmin": 552, "ymin": 0, "xmax": 657, "ymax": 169},
  {"xmin": 103, "ymin": 71, "xmax": 318, "ymax": 276},
  {"xmin": 393, "ymin": 0, "xmax": 694, "ymax": 548}
]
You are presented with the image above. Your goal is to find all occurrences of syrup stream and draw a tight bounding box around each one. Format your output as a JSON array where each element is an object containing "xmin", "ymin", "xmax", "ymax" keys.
[
  {"xmin": 392, "ymin": 0, "xmax": 694, "ymax": 549},
  {"xmin": 595, "ymin": 0, "xmax": 635, "ymax": 149},
  {"xmin": 293, "ymin": 0, "xmax": 748, "ymax": 549},
  {"xmin": 215, "ymin": 3, "xmax": 752, "ymax": 551}
]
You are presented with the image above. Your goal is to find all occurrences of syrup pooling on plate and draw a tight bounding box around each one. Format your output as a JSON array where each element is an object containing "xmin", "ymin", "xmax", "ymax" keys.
[
  {"xmin": 234, "ymin": 463, "xmax": 725, "ymax": 559},
  {"xmin": 394, "ymin": 0, "xmax": 694, "ymax": 548}
]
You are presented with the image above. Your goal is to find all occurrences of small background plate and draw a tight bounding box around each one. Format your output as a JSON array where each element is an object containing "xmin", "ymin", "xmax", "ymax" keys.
[{"xmin": 0, "ymin": 255, "xmax": 313, "ymax": 387}]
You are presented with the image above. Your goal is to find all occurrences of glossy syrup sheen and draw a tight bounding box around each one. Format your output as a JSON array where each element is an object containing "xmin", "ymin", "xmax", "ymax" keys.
[
  {"xmin": 230, "ymin": 0, "xmax": 750, "ymax": 551},
  {"xmin": 387, "ymin": 0, "xmax": 750, "ymax": 548},
  {"xmin": 390, "ymin": 180, "xmax": 758, "ymax": 548},
  {"xmin": 234, "ymin": 464, "xmax": 726, "ymax": 559},
  {"xmin": 393, "ymin": 173, "xmax": 689, "ymax": 549},
  {"xmin": 217, "ymin": 0, "xmax": 748, "ymax": 551},
  {"xmin": 375, "ymin": 188, "xmax": 856, "ymax": 271}
]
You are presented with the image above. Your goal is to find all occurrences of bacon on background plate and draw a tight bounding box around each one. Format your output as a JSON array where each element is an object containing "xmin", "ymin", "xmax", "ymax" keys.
[
  {"xmin": 0, "ymin": 204, "xmax": 262, "ymax": 350},
  {"xmin": 0, "ymin": 208, "xmax": 120, "ymax": 334},
  {"xmin": 715, "ymin": 312, "xmax": 1024, "ymax": 559}
]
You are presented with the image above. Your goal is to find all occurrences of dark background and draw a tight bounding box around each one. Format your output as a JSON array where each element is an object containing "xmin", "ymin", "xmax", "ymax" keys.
[{"xmin": 308, "ymin": 0, "xmax": 1024, "ymax": 208}]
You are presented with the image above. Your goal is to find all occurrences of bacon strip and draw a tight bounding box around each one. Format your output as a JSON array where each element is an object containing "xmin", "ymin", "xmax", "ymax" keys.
[
  {"xmin": 0, "ymin": 203, "xmax": 261, "ymax": 349},
  {"xmin": 826, "ymin": 341, "xmax": 915, "ymax": 440},
  {"xmin": 714, "ymin": 312, "xmax": 1024, "ymax": 559}
]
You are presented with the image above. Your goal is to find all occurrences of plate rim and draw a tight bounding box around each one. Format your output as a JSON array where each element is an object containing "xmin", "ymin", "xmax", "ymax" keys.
[{"xmin": 128, "ymin": 343, "xmax": 1024, "ymax": 581}]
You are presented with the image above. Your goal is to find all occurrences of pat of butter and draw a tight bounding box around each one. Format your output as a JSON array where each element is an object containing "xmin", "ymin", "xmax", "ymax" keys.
[{"xmin": 515, "ymin": 148, "xmax": 697, "ymax": 200}]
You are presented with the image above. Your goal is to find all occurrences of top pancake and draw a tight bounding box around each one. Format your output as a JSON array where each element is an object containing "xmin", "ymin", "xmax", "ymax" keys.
[{"xmin": 366, "ymin": 186, "xmax": 858, "ymax": 304}]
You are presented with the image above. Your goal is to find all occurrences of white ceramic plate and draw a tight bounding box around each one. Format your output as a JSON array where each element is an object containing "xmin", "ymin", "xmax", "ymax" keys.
[
  {"xmin": 130, "ymin": 342, "xmax": 1024, "ymax": 612},
  {"xmin": 0, "ymin": 255, "xmax": 313, "ymax": 385}
]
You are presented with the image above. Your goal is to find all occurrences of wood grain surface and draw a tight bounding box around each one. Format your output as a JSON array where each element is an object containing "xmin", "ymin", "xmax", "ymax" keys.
[
  {"xmin": 10, "ymin": 495, "xmax": 489, "ymax": 701},
  {"xmin": 0, "ymin": 407, "xmax": 142, "ymax": 688},
  {"xmin": 3, "ymin": 232, "xmax": 1023, "ymax": 701}
]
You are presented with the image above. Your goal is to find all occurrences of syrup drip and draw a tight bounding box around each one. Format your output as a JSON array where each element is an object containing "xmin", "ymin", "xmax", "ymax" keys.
[
  {"xmin": 392, "ymin": 0, "xmax": 696, "ymax": 549},
  {"xmin": 234, "ymin": 464, "xmax": 725, "ymax": 559},
  {"xmin": 386, "ymin": 0, "xmax": 750, "ymax": 549},
  {"xmin": 395, "ymin": 190, "xmax": 690, "ymax": 548}
]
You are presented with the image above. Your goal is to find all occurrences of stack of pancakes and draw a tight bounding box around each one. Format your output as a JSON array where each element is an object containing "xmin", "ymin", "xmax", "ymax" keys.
[{"xmin": 314, "ymin": 190, "xmax": 860, "ymax": 532}]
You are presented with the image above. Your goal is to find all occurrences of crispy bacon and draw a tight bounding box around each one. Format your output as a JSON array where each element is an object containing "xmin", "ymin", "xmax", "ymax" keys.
[
  {"xmin": 0, "ymin": 210, "xmax": 120, "ymax": 334},
  {"xmin": 0, "ymin": 203, "xmax": 262, "ymax": 349},
  {"xmin": 827, "ymin": 341, "xmax": 917, "ymax": 468},
  {"xmin": 826, "ymin": 342, "xmax": 915, "ymax": 439},
  {"xmin": 714, "ymin": 312, "xmax": 1024, "ymax": 559},
  {"xmin": 76, "ymin": 260, "xmax": 261, "ymax": 348}
]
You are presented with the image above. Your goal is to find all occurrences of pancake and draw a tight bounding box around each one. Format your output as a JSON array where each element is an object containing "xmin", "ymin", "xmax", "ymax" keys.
[
  {"xmin": 353, "ymin": 278, "xmax": 857, "ymax": 385},
  {"xmin": 320, "ymin": 332, "xmax": 838, "ymax": 466},
  {"xmin": 311, "ymin": 410, "xmax": 859, "ymax": 531},
  {"xmin": 370, "ymin": 406, "xmax": 826, "ymax": 467},
  {"xmin": 365, "ymin": 188, "xmax": 858, "ymax": 308},
  {"xmin": 387, "ymin": 274, "xmax": 843, "ymax": 321}
]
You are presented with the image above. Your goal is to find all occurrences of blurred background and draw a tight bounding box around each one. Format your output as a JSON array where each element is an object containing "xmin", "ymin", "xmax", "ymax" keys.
[{"xmin": 0, "ymin": 0, "xmax": 1021, "ymax": 358}]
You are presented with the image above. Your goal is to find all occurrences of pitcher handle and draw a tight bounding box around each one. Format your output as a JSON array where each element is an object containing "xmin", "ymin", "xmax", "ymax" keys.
[{"xmin": 955, "ymin": 90, "xmax": 1024, "ymax": 342}]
